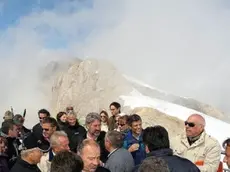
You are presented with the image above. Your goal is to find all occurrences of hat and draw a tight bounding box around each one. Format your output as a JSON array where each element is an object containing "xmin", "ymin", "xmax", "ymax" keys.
[
  {"xmin": 13, "ymin": 114, "xmax": 24, "ymax": 125},
  {"xmin": 3, "ymin": 110, "xmax": 14, "ymax": 120},
  {"xmin": 23, "ymin": 135, "xmax": 50, "ymax": 153}
]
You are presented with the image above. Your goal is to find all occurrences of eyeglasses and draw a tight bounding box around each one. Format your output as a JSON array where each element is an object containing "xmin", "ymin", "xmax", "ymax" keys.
[
  {"xmin": 39, "ymin": 117, "xmax": 46, "ymax": 120},
  {"xmin": 184, "ymin": 121, "xmax": 195, "ymax": 127}
]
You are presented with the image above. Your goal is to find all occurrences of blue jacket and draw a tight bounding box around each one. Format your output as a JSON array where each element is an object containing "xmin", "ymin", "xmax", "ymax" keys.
[{"xmin": 123, "ymin": 130, "xmax": 146, "ymax": 165}]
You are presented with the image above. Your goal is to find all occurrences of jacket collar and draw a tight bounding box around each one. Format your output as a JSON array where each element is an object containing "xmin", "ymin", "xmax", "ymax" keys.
[
  {"xmin": 181, "ymin": 131, "xmax": 206, "ymax": 148},
  {"xmin": 147, "ymin": 148, "xmax": 173, "ymax": 157},
  {"xmin": 18, "ymin": 158, "xmax": 39, "ymax": 169}
]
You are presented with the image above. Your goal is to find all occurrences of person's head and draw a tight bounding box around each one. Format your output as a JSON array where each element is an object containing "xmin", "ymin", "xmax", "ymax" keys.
[
  {"xmin": 85, "ymin": 112, "xmax": 101, "ymax": 138},
  {"xmin": 42, "ymin": 117, "xmax": 58, "ymax": 139},
  {"xmin": 66, "ymin": 106, "xmax": 74, "ymax": 114},
  {"xmin": 50, "ymin": 131, "xmax": 70, "ymax": 153},
  {"xmin": 109, "ymin": 102, "xmax": 121, "ymax": 116},
  {"xmin": 185, "ymin": 114, "xmax": 205, "ymax": 137},
  {"xmin": 127, "ymin": 114, "xmax": 142, "ymax": 135},
  {"xmin": 3, "ymin": 110, "xmax": 14, "ymax": 121},
  {"xmin": 38, "ymin": 109, "xmax": 50, "ymax": 123},
  {"xmin": 118, "ymin": 115, "xmax": 129, "ymax": 132},
  {"xmin": 105, "ymin": 131, "xmax": 124, "ymax": 152},
  {"xmin": 13, "ymin": 114, "xmax": 25, "ymax": 131},
  {"xmin": 51, "ymin": 151, "xmax": 83, "ymax": 172},
  {"xmin": 56, "ymin": 112, "xmax": 67, "ymax": 123},
  {"xmin": 1, "ymin": 120, "xmax": 19, "ymax": 138},
  {"xmin": 143, "ymin": 126, "xmax": 169, "ymax": 153},
  {"xmin": 78, "ymin": 139, "xmax": 100, "ymax": 172},
  {"xmin": 21, "ymin": 148, "xmax": 43, "ymax": 164},
  {"xmin": 67, "ymin": 112, "xmax": 78, "ymax": 126},
  {"xmin": 115, "ymin": 115, "xmax": 120, "ymax": 127},
  {"xmin": 223, "ymin": 138, "xmax": 230, "ymax": 168},
  {"xmin": 0, "ymin": 136, "xmax": 7, "ymax": 153},
  {"xmin": 100, "ymin": 110, "xmax": 109, "ymax": 124},
  {"xmin": 138, "ymin": 156, "xmax": 170, "ymax": 172}
]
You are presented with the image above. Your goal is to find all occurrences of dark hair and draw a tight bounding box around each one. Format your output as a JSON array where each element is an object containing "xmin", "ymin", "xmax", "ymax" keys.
[
  {"xmin": 118, "ymin": 115, "xmax": 129, "ymax": 123},
  {"xmin": 143, "ymin": 126, "xmax": 170, "ymax": 152},
  {"xmin": 51, "ymin": 151, "xmax": 83, "ymax": 172},
  {"xmin": 1, "ymin": 120, "xmax": 16, "ymax": 135},
  {"xmin": 38, "ymin": 109, "xmax": 50, "ymax": 117},
  {"xmin": 56, "ymin": 112, "xmax": 67, "ymax": 123},
  {"xmin": 43, "ymin": 117, "xmax": 58, "ymax": 129},
  {"xmin": 106, "ymin": 131, "xmax": 124, "ymax": 148},
  {"xmin": 223, "ymin": 138, "xmax": 230, "ymax": 148},
  {"xmin": 100, "ymin": 110, "xmax": 109, "ymax": 126},
  {"xmin": 138, "ymin": 156, "xmax": 169, "ymax": 172},
  {"xmin": 0, "ymin": 136, "xmax": 7, "ymax": 146},
  {"xmin": 127, "ymin": 114, "xmax": 142, "ymax": 126},
  {"xmin": 110, "ymin": 102, "xmax": 121, "ymax": 113}
]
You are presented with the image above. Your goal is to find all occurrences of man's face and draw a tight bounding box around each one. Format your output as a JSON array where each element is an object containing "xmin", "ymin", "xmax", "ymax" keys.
[
  {"xmin": 118, "ymin": 119, "xmax": 129, "ymax": 132},
  {"xmin": 110, "ymin": 105, "xmax": 120, "ymax": 116},
  {"xmin": 39, "ymin": 113, "xmax": 48, "ymax": 123},
  {"xmin": 131, "ymin": 120, "xmax": 142, "ymax": 135},
  {"xmin": 9, "ymin": 125, "xmax": 19, "ymax": 138},
  {"xmin": 80, "ymin": 145, "xmax": 100, "ymax": 172},
  {"xmin": 42, "ymin": 123, "xmax": 56, "ymax": 139},
  {"xmin": 67, "ymin": 115, "xmax": 77, "ymax": 126},
  {"xmin": 185, "ymin": 116, "xmax": 203, "ymax": 137},
  {"xmin": 87, "ymin": 120, "xmax": 101, "ymax": 138},
  {"xmin": 53, "ymin": 136, "xmax": 70, "ymax": 153},
  {"xmin": 224, "ymin": 146, "xmax": 230, "ymax": 168}
]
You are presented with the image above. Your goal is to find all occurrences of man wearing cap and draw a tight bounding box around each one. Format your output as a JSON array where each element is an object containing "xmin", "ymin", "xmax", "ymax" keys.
[
  {"xmin": 171, "ymin": 114, "xmax": 221, "ymax": 172},
  {"xmin": 13, "ymin": 114, "xmax": 31, "ymax": 139},
  {"xmin": 10, "ymin": 145, "xmax": 44, "ymax": 172}
]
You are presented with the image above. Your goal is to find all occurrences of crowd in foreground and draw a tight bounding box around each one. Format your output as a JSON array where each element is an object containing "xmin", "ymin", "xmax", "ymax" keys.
[{"xmin": 0, "ymin": 101, "xmax": 230, "ymax": 172}]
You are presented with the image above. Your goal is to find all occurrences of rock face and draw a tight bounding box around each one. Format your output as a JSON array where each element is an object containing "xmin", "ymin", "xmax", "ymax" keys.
[
  {"xmin": 51, "ymin": 59, "xmax": 133, "ymax": 120},
  {"xmin": 50, "ymin": 58, "xmax": 229, "ymax": 128}
]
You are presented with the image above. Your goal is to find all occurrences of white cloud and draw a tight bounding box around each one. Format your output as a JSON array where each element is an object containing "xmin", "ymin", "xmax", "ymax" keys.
[{"xmin": 0, "ymin": 0, "xmax": 230, "ymax": 126}]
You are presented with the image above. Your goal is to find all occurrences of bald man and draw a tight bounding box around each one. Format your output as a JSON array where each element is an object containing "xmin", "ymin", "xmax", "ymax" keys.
[{"xmin": 170, "ymin": 114, "xmax": 221, "ymax": 172}]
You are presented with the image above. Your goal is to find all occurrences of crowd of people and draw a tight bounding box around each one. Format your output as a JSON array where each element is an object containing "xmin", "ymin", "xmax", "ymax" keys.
[{"xmin": 0, "ymin": 101, "xmax": 229, "ymax": 172}]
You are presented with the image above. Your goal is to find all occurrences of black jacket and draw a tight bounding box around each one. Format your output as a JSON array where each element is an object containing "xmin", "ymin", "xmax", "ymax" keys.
[
  {"xmin": 0, "ymin": 153, "xmax": 9, "ymax": 172},
  {"xmin": 10, "ymin": 158, "xmax": 41, "ymax": 172},
  {"xmin": 63, "ymin": 123, "xmax": 86, "ymax": 152},
  {"xmin": 32, "ymin": 123, "xmax": 43, "ymax": 141},
  {"xmin": 95, "ymin": 166, "xmax": 110, "ymax": 172},
  {"xmin": 133, "ymin": 148, "xmax": 200, "ymax": 172},
  {"xmin": 95, "ymin": 131, "xmax": 109, "ymax": 163}
]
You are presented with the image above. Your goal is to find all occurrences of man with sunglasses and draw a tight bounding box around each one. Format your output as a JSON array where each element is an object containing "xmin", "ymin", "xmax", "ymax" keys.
[{"xmin": 171, "ymin": 114, "xmax": 221, "ymax": 172}]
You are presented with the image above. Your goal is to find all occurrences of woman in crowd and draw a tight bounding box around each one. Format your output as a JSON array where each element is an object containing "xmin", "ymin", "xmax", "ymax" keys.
[
  {"xmin": 56, "ymin": 111, "xmax": 67, "ymax": 130},
  {"xmin": 100, "ymin": 110, "xmax": 109, "ymax": 132}
]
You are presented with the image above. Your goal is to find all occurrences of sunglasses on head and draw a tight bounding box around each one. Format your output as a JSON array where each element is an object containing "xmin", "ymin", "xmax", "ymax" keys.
[
  {"xmin": 118, "ymin": 123, "xmax": 125, "ymax": 126},
  {"xmin": 184, "ymin": 121, "xmax": 195, "ymax": 127}
]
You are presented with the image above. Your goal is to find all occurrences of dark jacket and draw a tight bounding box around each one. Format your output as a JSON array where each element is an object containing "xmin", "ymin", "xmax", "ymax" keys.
[
  {"xmin": 95, "ymin": 131, "xmax": 109, "ymax": 163},
  {"xmin": 95, "ymin": 166, "xmax": 110, "ymax": 172},
  {"xmin": 123, "ymin": 130, "xmax": 146, "ymax": 166},
  {"xmin": 5, "ymin": 137, "xmax": 21, "ymax": 169},
  {"xmin": 0, "ymin": 153, "xmax": 9, "ymax": 172},
  {"xmin": 63, "ymin": 123, "xmax": 86, "ymax": 152},
  {"xmin": 32, "ymin": 123, "xmax": 43, "ymax": 141},
  {"xmin": 10, "ymin": 158, "xmax": 41, "ymax": 172},
  {"xmin": 57, "ymin": 121, "xmax": 67, "ymax": 131},
  {"xmin": 133, "ymin": 148, "xmax": 200, "ymax": 172}
]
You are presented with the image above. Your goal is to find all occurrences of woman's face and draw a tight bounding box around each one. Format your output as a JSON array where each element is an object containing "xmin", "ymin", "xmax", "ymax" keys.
[
  {"xmin": 60, "ymin": 114, "xmax": 67, "ymax": 123},
  {"xmin": 0, "ymin": 139, "xmax": 7, "ymax": 153},
  {"xmin": 67, "ymin": 115, "xmax": 77, "ymax": 126},
  {"xmin": 100, "ymin": 113, "xmax": 107, "ymax": 123}
]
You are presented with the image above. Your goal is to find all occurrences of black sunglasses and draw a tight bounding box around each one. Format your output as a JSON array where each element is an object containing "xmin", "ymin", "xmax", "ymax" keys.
[
  {"xmin": 118, "ymin": 123, "xmax": 125, "ymax": 126},
  {"xmin": 184, "ymin": 121, "xmax": 195, "ymax": 127}
]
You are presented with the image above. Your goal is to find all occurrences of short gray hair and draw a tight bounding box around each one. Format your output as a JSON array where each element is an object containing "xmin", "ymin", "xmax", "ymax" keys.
[
  {"xmin": 85, "ymin": 112, "xmax": 101, "ymax": 126},
  {"xmin": 50, "ymin": 131, "xmax": 68, "ymax": 147},
  {"xmin": 77, "ymin": 139, "xmax": 100, "ymax": 155},
  {"xmin": 106, "ymin": 131, "xmax": 124, "ymax": 148},
  {"xmin": 21, "ymin": 148, "xmax": 40, "ymax": 157}
]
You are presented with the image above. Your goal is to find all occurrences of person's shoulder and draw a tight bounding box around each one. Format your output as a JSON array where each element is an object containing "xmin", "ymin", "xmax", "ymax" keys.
[
  {"xmin": 96, "ymin": 166, "xmax": 111, "ymax": 172},
  {"xmin": 204, "ymin": 132, "xmax": 219, "ymax": 144}
]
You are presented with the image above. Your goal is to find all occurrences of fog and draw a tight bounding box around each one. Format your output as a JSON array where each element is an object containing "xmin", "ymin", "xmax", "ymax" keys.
[{"xmin": 0, "ymin": 0, "xmax": 230, "ymax": 126}]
